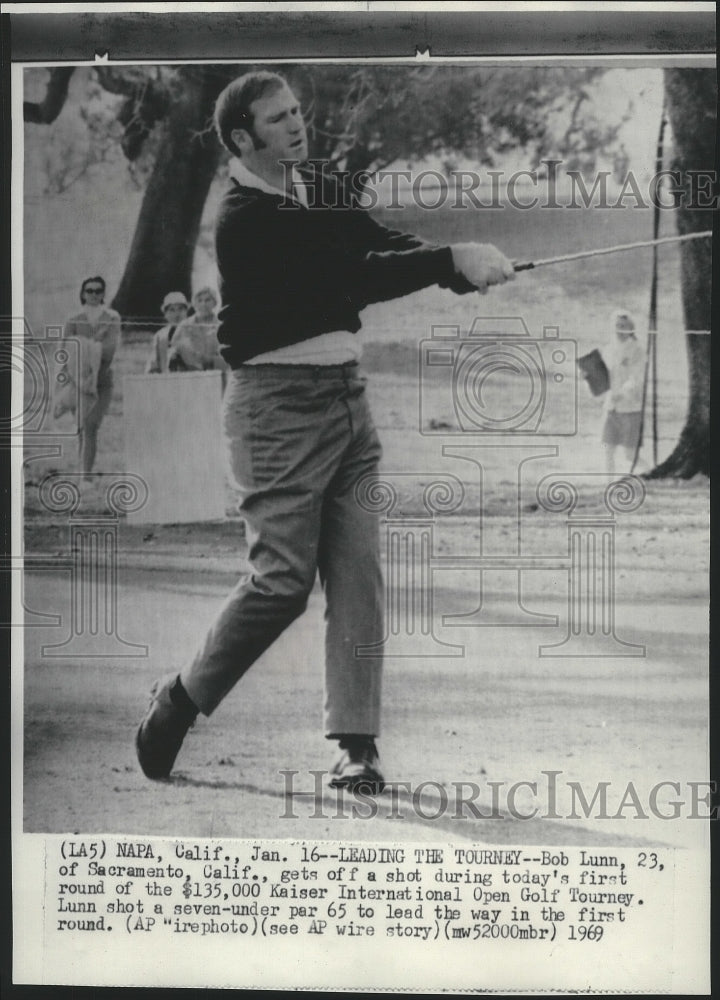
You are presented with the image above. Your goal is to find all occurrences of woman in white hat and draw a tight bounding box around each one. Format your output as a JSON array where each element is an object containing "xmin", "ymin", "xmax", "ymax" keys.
[
  {"xmin": 601, "ymin": 310, "xmax": 646, "ymax": 473},
  {"xmin": 145, "ymin": 291, "xmax": 189, "ymax": 374}
]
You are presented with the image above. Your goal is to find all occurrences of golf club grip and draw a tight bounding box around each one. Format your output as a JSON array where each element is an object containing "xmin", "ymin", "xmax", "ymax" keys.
[{"xmin": 512, "ymin": 260, "xmax": 535, "ymax": 272}]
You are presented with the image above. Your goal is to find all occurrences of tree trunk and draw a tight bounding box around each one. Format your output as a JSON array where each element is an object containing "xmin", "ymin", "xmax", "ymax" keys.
[
  {"xmin": 111, "ymin": 68, "xmax": 226, "ymax": 322},
  {"xmin": 645, "ymin": 68, "xmax": 715, "ymax": 479},
  {"xmin": 23, "ymin": 67, "xmax": 75, "ymax": 124}
]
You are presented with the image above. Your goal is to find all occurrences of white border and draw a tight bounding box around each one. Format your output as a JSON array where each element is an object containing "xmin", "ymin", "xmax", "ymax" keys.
[{"xmin": 10, "ymin": 5, "xmax": 714, "ymax": 990}]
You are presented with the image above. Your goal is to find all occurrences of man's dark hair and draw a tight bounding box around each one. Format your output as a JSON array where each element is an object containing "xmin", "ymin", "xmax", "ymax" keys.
[{"xmin": 214, "ymin": 71, "xmax": 288, "ymax": 156}]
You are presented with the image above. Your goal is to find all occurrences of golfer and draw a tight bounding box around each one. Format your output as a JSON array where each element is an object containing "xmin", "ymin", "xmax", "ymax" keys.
[{"xmin": 136, "ymin": 70, "xmax": 514, "ymax": 792}]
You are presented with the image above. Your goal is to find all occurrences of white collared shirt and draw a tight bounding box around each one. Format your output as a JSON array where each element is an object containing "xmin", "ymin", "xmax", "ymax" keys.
[
  {"xmin": 227, "ymin": 158, "xmax": 361, "ymax": 366},
  {"xmin": 228, "ymin": 158, "xmax": 309, "ymax": 207}
]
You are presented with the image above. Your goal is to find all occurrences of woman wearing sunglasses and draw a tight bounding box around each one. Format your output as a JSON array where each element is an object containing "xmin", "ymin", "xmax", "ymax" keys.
[{"xmin": 61, "ymin": 276, "xmax": 122, "ymax": 478}]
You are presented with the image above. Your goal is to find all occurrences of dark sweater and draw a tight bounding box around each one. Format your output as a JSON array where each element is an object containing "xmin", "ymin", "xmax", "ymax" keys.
[{"xmin": 215, "ymin": 170, "xmax": 476, "ymax": 366}]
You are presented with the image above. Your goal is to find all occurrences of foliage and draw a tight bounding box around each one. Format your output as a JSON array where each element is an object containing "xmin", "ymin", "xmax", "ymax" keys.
[
  {"xmin": 25, "ymin": 69, "xmax": 125, "ymax": 194},
  {"xmin": 27, "ymin": 63, "xmax": 633, "ymax": 196},
  {"xmin": 281, "ymin": 65, "xmax": 629, "ymax": 178}
]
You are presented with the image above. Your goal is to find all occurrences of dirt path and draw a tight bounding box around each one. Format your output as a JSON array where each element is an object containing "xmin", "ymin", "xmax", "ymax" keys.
[{"xmin": 23, "ymin": 523, "xmax": 708, "ymax": 849}]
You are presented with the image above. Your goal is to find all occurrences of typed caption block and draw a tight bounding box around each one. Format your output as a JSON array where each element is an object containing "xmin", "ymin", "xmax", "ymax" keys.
[{"xmin": 14, "ymin": 836, "xmax": 708, "ymax": 991}]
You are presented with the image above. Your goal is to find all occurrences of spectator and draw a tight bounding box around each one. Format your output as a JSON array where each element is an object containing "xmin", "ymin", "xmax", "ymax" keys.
[
  {"xmin": 145, "ymin": 291, "xmax": 189, "ymax": 373},
  {"xmin": 601, "ymin": 309, "xmax": 646, "ymax": 473},
  {"xmin": 168, "ymin": 286, "xmax": 227, "ymax": 373},
  {"xmin": 62, "ymin": 276, "xmax": 121, "ymax": 478}
]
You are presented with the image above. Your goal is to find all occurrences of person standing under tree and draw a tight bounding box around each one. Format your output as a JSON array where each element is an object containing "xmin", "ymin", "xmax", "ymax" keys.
[
  {"xmin": 145, "ymin": 291, "xmax": 189, "ymax": 373},
  {"xmin": 62, "ymin": 276, "xmax": 121, "ymax": 479},
  {"xmin": 601, "ymin": 309, "xmax": 646, "ymax": 474},
  {"xmin": 168, "ymin": 286, "xmax": 226, "ymax": 373},
  {"xmin": 136, "ymin": 70, "xmax": 514, "ymax": 792}
]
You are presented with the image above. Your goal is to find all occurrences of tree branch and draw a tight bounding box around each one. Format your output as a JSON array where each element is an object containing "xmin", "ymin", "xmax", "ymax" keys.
[
  {"xmin": 94, "ymin": 67, "xmax": 171, "ymax": 161},
  {"xmin": 92, "ymin": 66, "xmax": 140, "ymax": 97},
  {"xmin": 23, "ymin": 67, "xmax": 75, "ymax": 125}
]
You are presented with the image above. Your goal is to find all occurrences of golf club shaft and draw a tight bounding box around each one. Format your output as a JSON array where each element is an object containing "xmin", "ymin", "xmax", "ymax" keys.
[{"xmin": 513, "ymin": 230, "xmax": 713, "ymax": 271}]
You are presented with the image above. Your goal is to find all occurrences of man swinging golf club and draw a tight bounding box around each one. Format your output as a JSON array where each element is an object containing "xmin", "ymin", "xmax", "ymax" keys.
[{"xmin": 136, "ymin": 70, "xmax": 514, "ymax": 792}]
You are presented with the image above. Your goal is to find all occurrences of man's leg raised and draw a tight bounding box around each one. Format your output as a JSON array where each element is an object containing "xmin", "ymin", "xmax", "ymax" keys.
[{"xmin": 136, "ymin": 368, "xmax": 355, "ymax": 779}]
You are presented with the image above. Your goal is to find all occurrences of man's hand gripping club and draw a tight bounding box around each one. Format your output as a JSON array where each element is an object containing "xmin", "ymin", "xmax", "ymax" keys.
[{"xmin": 451, "ymin": 242, "xmax": 516, "ymax": 293}]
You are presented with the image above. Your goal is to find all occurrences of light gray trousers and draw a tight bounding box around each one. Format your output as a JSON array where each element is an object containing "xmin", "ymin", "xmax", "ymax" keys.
[{"xmin": 181, "ymin": 363, "xmax": 384, "ymax": 737}]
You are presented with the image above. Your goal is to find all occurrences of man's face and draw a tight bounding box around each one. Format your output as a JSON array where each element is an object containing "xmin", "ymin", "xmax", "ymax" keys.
[
  {"xmin": 245, "ymin": 84, "xmax": 308, "ymax": 167},
  {"xmin": 163, "ymin": 303, "xmax": 188, "ymax": 325}
]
